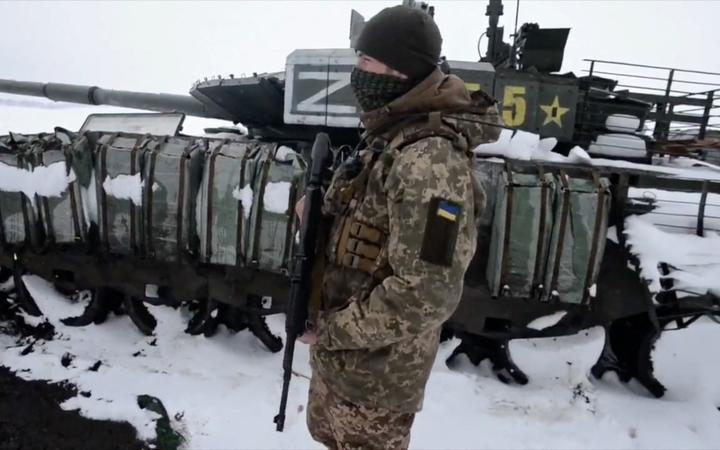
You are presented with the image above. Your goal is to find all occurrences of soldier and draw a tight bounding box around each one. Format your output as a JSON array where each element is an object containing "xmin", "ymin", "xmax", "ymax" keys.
[{"xmin": 298, "ymin": 5, "xmax": 500, "ymax": 450}]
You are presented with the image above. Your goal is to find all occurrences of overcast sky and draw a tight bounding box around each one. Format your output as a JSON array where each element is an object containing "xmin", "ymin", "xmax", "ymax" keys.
[{"xmin": 1, "ymin": 0, "xmax": 719, "ymax": 133}]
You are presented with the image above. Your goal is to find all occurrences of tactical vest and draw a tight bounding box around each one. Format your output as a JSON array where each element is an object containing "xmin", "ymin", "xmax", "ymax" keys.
[{"xmin": 319, "ymin": 113, "xmax": 476, "ymax": 313}]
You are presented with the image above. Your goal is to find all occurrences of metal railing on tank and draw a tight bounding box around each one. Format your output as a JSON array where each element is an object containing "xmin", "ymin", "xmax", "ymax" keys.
[
  {"xmin": 625, "ymin": 178, "xmax": 720, "ymax": 237},
  {"xmin": 578, "ymin": 59, "xmax": 720, "ymax": 146}
]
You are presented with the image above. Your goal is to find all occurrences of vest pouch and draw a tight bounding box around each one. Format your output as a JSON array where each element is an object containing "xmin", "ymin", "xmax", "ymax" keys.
[
  {"xmin": 0, "ymin": 134, "xmax": 39, "ymax": 249},
  {"xmin": 543, "ymin": 173, "xmax": 611, "ymax": 304},
  {"xmin": 197, "ymin": 140, "xmax": 253, "ymax": 266},
  {"xmin": 142, "ymin": 136, "xmax": 205, "ymax": 262},
  {"xmin": 486, "ymin": 169, "xmax": 556, "ymax": 298},
  {"xmin": 246, "ymin": 144, "xmax": 306, "ymax": 273},
  {"xmin": 30, "ymin": 131, "xmax": 87, "ymax": 247},
  {"xmin": 95, "ymin": 133, "xmax": 147, "ymax": 255}
]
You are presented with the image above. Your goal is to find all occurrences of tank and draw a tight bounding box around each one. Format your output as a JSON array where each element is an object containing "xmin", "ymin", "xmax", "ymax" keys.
[{"xmin": 1, "ymin": 0, "xmax": 719, "ymax": 400}]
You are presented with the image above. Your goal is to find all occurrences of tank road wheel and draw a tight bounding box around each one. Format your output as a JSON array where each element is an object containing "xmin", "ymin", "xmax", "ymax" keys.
[
  {"xmin": 61, "ymin": 288, "xmax": 157, "ymax": 336},
  {"xmin": 591, "ymin": 313, "xmax": 666, "ymax": 398},
  {"xmin": 446, "ymin": 333, "xmax": 529, "ymax": 385},
  {"xmin": 246, "ymin": 315, "xmax": 283, "ymax": 353},
  {"xmin": 185, "ymin": 298, "xmax": 220, "ymax": 337},
  {"xmin": 122, "ymin": 296, "xmax": 157, "ymax": 336},
  {"xmin": 61, "ymin": 287, "xmax": 124, "ymax": 327},
  {"xmin": 185, "ymin": 297, "xmax": 283, "ymax": 352},
  {"xmin": 243, "ymin": 295, "xmax": 283, "ymax": 353}
]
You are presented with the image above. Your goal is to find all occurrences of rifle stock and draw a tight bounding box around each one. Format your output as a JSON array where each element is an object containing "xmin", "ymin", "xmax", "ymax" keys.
[{"xmin": 274, "ymin": 132, "xmax": 333, "ymax": 432}]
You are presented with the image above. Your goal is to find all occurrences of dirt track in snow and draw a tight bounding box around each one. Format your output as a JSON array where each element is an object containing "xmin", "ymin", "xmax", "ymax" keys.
[
  {"xmin": 0, "ymin": 366, "xmax": 147, "ymax": 450},
  {"xmin": 1, "ymin": 288, "xmax": 147, "ymax": 450}
]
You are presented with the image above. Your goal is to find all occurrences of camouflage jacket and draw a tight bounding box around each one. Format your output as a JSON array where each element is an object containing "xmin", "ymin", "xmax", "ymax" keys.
[{"xmin": 311, "ymin": 68, "xmax": 501, "ymax": 413}]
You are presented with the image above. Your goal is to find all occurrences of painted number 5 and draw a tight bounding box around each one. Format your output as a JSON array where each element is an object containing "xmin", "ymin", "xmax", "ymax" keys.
[{"xmin": 502, "ymin": 85, "xmax": 527, "ymax": 127}]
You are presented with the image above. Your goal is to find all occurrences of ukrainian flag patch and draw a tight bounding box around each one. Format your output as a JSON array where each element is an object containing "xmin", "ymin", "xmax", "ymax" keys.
[
  {"xmin": 421, "ymin": 197, "xmax": 461, "ymax": 267},
  {"xmin": 437, "ymin": 200, "xmax": 460, "ymax": 222}
]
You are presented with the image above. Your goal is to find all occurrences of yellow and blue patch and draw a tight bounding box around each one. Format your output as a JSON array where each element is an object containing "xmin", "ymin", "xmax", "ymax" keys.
[
  {"xmin": 436, "ymin": 200, "xmax": 459, "ymax": 222},
  {"xmin": 421, "ymin": 197, "xmax": 461, "ymax": 267}
]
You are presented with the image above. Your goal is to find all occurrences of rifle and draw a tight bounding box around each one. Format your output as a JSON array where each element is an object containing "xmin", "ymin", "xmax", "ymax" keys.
[{"xmin": 274, "ymin": 132, "xmax": 333, "ymax": 432}]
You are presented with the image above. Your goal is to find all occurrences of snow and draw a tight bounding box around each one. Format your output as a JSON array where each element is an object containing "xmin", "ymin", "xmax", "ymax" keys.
[
  {"xmin": 263, "ymin": 182, "xmax": 291, "ymax": 214},
  {"xmin": 102, "ymin": 173, "xmax": 143, "ymax": 206},
  {"xmin": 274, "ymin": 146, "xmax": 296, "ymax": 162},
  {"xmin": 527, "ymin": 311, "xmax": 567, "ymax": 330},
  {"xmin": 232, "ymin": 185, "xmax": 254, "ymax": 219},
  {"xmin": 591, "ymin": 157, "xmax": 720, "ymax": 181},
  {"xmin": 588, "ymin": 133, "xmax": 646, "ymax": 158},
  {"xmin": 624, "ymin": 183, "xmax": 720, "ymax": 296},
  {"xmin": 0, "ymin": 160, "xmax": 76, "ymax": 202},
  {"xmin": 627, "ymin": 188, "xmax": 720, "ymax": 233},
  {"xmin": 624, "ymin": 216, "xmax": 720, "ymax": 294},
  {"xmin": 80, "ymin": 172, "xmax": 99, "ymax": 225},
  {"xmin": 568, "ymin": 146, "xmax": 593, "ymax": 165},
  {"xmin": 606, "ymin": 114, "xmax": 641, "ymax": 133},
  {"xmin": 588, "ymin": 283, "xmax": 597, "ymax": 298},
  {"xmin": 473, "ymin": 130, "xmax": 720, "ymax": 183},
  {"xmin": 475, "ymin": 130, "xmax": 593, "ymax": 165},
  {"xmin": 665, "ymin": 156, "xmax": 720, "ymax": 173},
  {"xmin": 607, "ymin": 226, "xmax": 619, "ymax": 244},
  {"xmin": 475, "ymin": 128, "xmax": 512, "ymax": 156},
  {"xmin": 3, "ymin": 277, "xmax": 720, "ymax": 449}
]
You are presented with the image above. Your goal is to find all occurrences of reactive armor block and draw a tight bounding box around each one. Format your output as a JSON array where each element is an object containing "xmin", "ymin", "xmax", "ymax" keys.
[
  {"xmin": 543, "ymin": 173, "xmax": 611, "ymax": 304},
  {"xmin": 197, "ymin": 141, "xmax": 305, "ymax": 273},
  {"xmin": 244, "ymin": 145, "xmax": 305, "ymax": 273},
  {"xmin": 141, "ymin": 136, "xmax": 205, "ymax": 262},
  {"xmin": 197, "ymin": 140, "xmax": 253, "ymax": 266},
  {"xmin": 94, "ymin": 133, "xmax": 147, "ymax": 255},
  {"xmin": 29, "ymin": 131, "xmax": 87, "ymax": 246},
  {"xmin": 486, "ymin": 170, "xmax": 556, "ymax": 299},
  {"xmin": 0, "ymin": 134, "xmax": 39, "ymax": 248}
]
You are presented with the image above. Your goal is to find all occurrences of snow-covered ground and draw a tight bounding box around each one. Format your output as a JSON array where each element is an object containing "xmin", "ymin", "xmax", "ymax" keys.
[{"xmin": 1, "ymin": 276, "xmax": 719, "ymax": 449}]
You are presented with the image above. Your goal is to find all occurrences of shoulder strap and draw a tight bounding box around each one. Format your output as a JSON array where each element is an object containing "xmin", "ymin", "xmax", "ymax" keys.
[{"xmin": 385, "ymin": 111, "xmax": 469, "ymax": 154}]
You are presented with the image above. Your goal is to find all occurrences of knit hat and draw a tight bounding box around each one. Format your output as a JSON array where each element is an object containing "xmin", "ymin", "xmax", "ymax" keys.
[{"xmin": 354, "ymin": 5, "xmax": 442, "ymax": 81}]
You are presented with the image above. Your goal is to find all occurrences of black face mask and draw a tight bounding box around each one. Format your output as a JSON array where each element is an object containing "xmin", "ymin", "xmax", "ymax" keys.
[{"xmin": 350, "ymin": 67, "xmax": 415, "ymax": 112}]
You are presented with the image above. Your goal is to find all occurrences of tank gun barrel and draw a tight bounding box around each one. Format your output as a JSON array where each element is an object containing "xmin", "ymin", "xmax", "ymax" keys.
[{"xmin": 0, "ymin": 79, "xmax": 232, "ymax": 121}]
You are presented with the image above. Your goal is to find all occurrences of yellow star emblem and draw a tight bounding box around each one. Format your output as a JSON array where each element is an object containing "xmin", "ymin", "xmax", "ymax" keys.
[{"xmin": 539, "ymin": 96, "xmax": 570, "ymax": 127}]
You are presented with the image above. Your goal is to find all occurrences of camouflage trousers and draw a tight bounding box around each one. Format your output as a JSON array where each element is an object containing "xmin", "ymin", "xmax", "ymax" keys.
[{"xmin": 307, "ymin": 374, "xmax": 415, "ymax": 450}]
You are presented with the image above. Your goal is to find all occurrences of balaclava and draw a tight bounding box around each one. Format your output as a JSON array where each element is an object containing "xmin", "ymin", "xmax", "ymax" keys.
[{"xmin": 351, "ymin": 5, "xmax": 443, "ymax": 112}]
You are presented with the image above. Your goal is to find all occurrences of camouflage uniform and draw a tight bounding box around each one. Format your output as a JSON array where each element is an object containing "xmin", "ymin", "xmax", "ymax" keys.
[{"xmin": 308, "ymin": 68, "xmax": 500, "ymax": 450}]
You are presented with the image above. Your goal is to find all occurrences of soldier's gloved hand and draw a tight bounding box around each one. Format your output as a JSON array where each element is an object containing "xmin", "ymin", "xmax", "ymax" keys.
[{"xmin": 298, "ymin": 329, "xmax": 318, "ymax": 345}]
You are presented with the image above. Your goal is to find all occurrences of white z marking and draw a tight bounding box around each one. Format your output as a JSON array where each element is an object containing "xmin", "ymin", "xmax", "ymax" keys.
[{"xmin": 296, "ymin": 71, "xmax": 356, "ymax": 114}]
